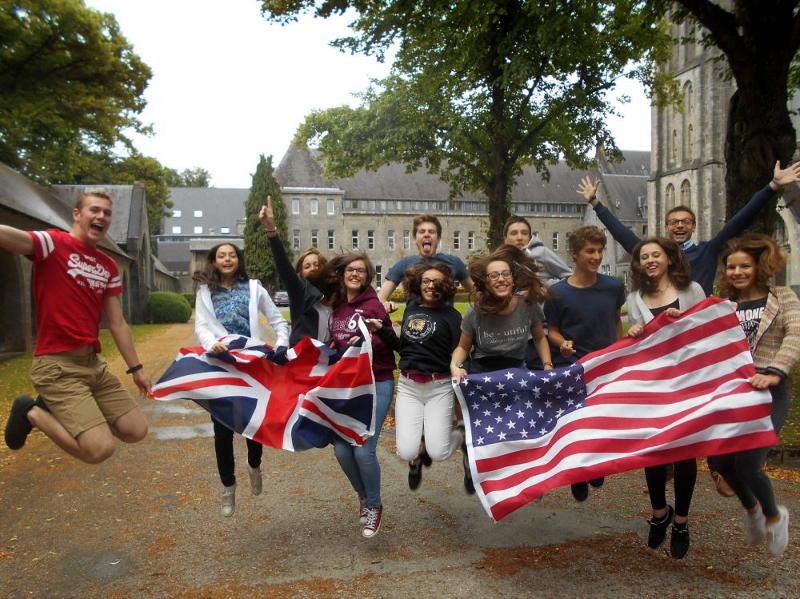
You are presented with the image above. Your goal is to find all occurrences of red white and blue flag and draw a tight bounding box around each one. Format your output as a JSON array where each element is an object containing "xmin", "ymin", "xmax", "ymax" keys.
[
  {"xmin": 151, "ymin": 330, "xmax": 376, "ymax": 451},
  {"xmin": 455, "ymin": 297, "xmax": 777, "ymax": 522}
]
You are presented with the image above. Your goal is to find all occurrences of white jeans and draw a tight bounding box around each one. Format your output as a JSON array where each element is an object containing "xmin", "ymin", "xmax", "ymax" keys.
[{"xmin": 395, "ymin": 375, "xmax": 462, "ymax": 462}]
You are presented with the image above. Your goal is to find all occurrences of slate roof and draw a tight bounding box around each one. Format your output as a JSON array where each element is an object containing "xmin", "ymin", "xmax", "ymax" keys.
[{"xmin": 165, "ymin": 188, "xmax": 249, "ymax": 232}]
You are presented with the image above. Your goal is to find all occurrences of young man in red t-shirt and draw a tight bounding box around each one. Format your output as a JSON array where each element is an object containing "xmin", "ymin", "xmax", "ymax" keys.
[{"xmin": 2, "ymin": 190, "xmax": 151, "ymax": 463}]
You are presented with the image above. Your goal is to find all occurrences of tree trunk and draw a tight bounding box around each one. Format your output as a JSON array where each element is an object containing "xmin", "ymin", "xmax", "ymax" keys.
[
  {"xmin": 485, "ymin": 171, "xmax": 511, "ymax": 250},
  {"xmin": 724, "ymin": 83, "xmax": 796, "ymax": 233}
]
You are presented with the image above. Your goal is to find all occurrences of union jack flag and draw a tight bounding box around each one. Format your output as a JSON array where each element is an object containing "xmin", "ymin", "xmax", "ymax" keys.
[
  {"xmin": 455, "ymin": 297, "xmax": 777, "ymax": 522},
  {"xmin": 151, "ymin": 329, "xmax": 376, "ymax": 451}
]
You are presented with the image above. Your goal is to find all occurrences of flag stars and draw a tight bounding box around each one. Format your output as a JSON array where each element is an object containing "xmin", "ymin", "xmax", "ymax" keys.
[
  {"xmin": 507, "ymin": 420, "xmax": 516, "ymax": 429},
  {"xmin": 498, "ymin": 432, "xmax": 507, "ymax": 440},
  {"xmin": 485, "ymin": 425, "xmax": 494, "ymax": 434},
  {"xmin": 471, "ymin": 402, "xmax": 479, "ymax": 410},
  {"xmin": 496, "ymin": 382, "xmax": 505, "ymax": 390},
  {"xmin": 476, "ymin": 436, "xmax": 485, "ymax": 445},
  {"xmin": 518, "ymin": 379, "xmax": 528, "ymax": 388},
  {"xmin": 505, "ymin": 371, "xmax": 515, "ymax": 380},
  {"xmin": 537, "ymin": 409, "xmax": 544, "ymax": 418},
  {"xmin": 483, "ymin": 376, "xmax": 492, "ymax": 383},
  {"xmin": 529, "ymin": 419, "xmax": 536, "ymax": 428},
  {"xmin": 504, "ymin": 405, "xmax": 512, "ymax": 412},
  {"xmin": 483, "ymin": 409, "xmax": 491, "ymax": 417},
  {"xmin": 495, "ymin": 415, "xmax": 504, "ymax": 424},
  {"xmin": 516, "ymin": 409, "xmax": 525, "ymax": 419},
  {"xmin": 525, "ymin": 400, "xmax": 533, "ymax": 409},
  {"xmin": 473, "ymin": 419, "xmax": 482, "ymax": 427},
  {"xmin": 544, "ymin": 400, "xmax": 552, "ymax": 408},
  {"xmin": 520, "ymin": 430, "xmax": 528, "ymax": 438}
]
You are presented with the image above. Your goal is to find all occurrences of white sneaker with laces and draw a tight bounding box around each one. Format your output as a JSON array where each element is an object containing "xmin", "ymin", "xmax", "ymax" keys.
[
  {"xmin": 766, "ymin": 505, "xmax": 790, "ymax": 556},
  {"xmin": 248, "ymin": 465, "xmax": 263, "ymax": 496},
  {"xmin": 744, "ymin": 508, "xmax": 766, "ymax": 546},
  {"xmin": 221, "ymin": 483, "xmax": 236, "ymax": 517}
]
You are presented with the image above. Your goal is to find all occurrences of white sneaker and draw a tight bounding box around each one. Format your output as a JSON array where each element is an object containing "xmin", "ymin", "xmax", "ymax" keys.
[
  {"xmin": 743, "ymin": 508, "xmax": 766, "ymax": 546},
  {"xmin": 248, "ymin": 465, "xmax": 263, "ymax": 496},
  {"xmin": 766, "ymin": 505, "xmax": 790, "ymax": 556},
  {"xmin": 222, "ymin": 484, "xmax": 236, "ymax": 517}
]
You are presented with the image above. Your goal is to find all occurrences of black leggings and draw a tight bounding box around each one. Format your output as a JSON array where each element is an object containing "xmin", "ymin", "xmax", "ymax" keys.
[
  {"xmin": 712, "ymin": 380, "xmax": 789, "ymax": 519},
  {"xmin": 645, "ymin": 459, "xmax": 697, "ymax": 518},
  {"xmin": 213, "ymin": 418, "xmax": 263, "ymax": 487}
]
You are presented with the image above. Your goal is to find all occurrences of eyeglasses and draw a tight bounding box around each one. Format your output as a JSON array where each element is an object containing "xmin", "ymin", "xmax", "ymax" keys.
[
  {"xmin": 487, "ymin": 270, "xmax": 513, "ymax": 281},
  {"xmin": 667, "ymin": 217, "xmax": 694, "ymax": 226},
  {"xmin": 421, "ymin": 278, "xmax": 442, "ymax": 287},
  {"xmin": 345, "ymin": 267, "xmax": 367, "ymax": 275}
]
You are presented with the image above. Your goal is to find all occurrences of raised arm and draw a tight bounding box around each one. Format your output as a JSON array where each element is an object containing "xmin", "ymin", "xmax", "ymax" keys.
[
  {"xmin": 577, "ymin": 176, "xmax": 641, "ymax": 254},
  {"xmin": 260, "ymin": 197, "xmax": 305, "ymax": 300},
  {"xmin": 0, "ymin": 225, "xmax": 35, "ymax": 255},
  {"xmin": 710, "ymin": 161, "xmax": 800, "ymax": 251}
]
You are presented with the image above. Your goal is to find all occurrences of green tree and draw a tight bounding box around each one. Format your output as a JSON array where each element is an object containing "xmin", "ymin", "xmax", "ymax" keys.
[
  {"xmin": 661, "ymin": 1, "xmax": 800, "ymax": 233},
  {"xmin": 164, "ymin": 167, "xmax": 212, "ymax": 187},
  {"xmin": 262, "ymin": 1, "xmax": 673, "ymax": 247},
  {"xmin": 0, "ymin": 0, "xmax": 151, "ymax": 182},
  {"xmin": 244, "ymin": 155, "xmax": 290, "ymax": 288}
]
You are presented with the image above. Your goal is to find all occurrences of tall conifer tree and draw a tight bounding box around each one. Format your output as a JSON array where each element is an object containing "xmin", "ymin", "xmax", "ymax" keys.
[{"xmin": 244, "ymin": 155, "xmax": 290, "ymax": 288}]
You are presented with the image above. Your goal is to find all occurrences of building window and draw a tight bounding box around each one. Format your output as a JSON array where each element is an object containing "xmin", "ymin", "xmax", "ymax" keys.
[
  {"xmin": 672, "ymin": 129, "xmax": 678, "ymax": 163},
  {"xmin": 387, "ymin": 229, "xmax": 395, "ymax": 250},
  {"xmin": 680, "ymin": 179, "xmax": 691, "ymax": 205},
  {"xmin": 220, "ymin": 227, "xmax": 230, "ymax": 234},
  {"xmin": 376, "ymin": 265, "xmax": 382, "ymax": 289},
  {"xmin": 193, "ymin": 210, "xmax": 203, "ymax": 218},
  {"xmin": 684, "ymin": 81, "xmax": 693, "ymax": 115},
  {"xmin": 293, "ymin": 229, "xmax": 300, "ymax": 251},
  {"xmin": 194, "ymin": 226, "xmax": 203, "ymax": 234},
  {"xmin": 172, "ymin": 210, "xmax": 182, "ymax": 218},
  {"xmin": 552, "ymin": 232, "xmax": 559, "ymax": 251},
  {"xmin": 403, "ymin": 230, "xmax": 410, "ymax": 249},
  {"xmin": 368, "ymin": 230, "xmax": 375, "ymax": 250},
  {"xmin": 328, "ymin": 229, "xmax": 335, "ymax": 250},
  {"xmin": 687, "ymin": 124, "xmax": 694, "ymax": 161},
  {"xmin": 310, "ymin": 198, "xmax": 318, "ymax": 216},
  {"xmin": 171, "ymin": 226, "xmax": 181, "ymax": 234},
  {"xmin": 468, "ymin": 231, "xmax": 475, "ymax": 250},
  {"xmin": 665, "ymin": 183, "xmax": 676, "ymax": 207},
  {"xmin": 292, "ymin": 199, "xmax": 300, "ymax": 215},
  {"xmin": 352, "ymin": 230, "xmax": 359, "ymax": 249},
  {"xmin": 311, "ymin": 229, "xmax": 319, "ymax": 248},
  {"xmin": 327, "ymin": 199, "xmax": 335, "ymax": 216},
  {"xmin": 453, "ymin": 230, "xmax": 461, "ymax": 250}
]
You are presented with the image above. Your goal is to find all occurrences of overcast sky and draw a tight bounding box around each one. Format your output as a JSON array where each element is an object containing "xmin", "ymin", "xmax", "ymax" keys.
[{"xmin": 86, "ymin": 0, "xmax": 652, "ymax": 188}]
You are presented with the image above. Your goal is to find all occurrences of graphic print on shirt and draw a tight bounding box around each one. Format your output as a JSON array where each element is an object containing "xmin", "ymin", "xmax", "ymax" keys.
[
  {"xmin": 403, "ymin": 313, "xmax": 437, "ymax": 343},
  {"xmin": 736, "ymin": 303, "xmax": 766, "ymax": 349},
  {"xmin": 66, "ymin": 252, "xmax": 112, "ymax": 293}
]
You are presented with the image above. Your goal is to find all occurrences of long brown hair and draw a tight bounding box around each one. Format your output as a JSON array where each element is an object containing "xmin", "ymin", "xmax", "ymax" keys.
[
  {"xmin": 719, "ymin": 234, "xmax": 787, "ymax": 299},
  {"xmin": 630, "ymin": 237, "xmax": 691, "ymax": 294},
  {"xmin": 320, "ymin": 251, "xmax": 376, "ymax": 308},
  {"xmin": 192, "ymin": 243, "xmax": 248, "ymax": 291},
  {"xmin": 469, "ymin": 244, "xmax": 547, "ymax": 314},
  {"xmin": 294, "ymin": 247, "xmax": 328, "ymax": 275},
  {"xmin": 402, "ymin": 261, "xmax": 457, "ymax": 307}
]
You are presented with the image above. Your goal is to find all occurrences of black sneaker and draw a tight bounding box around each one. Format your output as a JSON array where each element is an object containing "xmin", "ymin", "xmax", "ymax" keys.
[
  {"xmin": 408, "ymin": 458, "xmax": 423, "ymax": 490},
  {"xmin": 419, "ymin": 445, "xmax": 432, "ymax": 468},
  {"xmin": 589, "ymin": 477, "xmax": 604, "ymax": 488},
  {"xmin": 571, "ymin": 482, "xmax": 589, "ymax": 502},
  {"xmin": 4, "ymin": 394, "xmax": 35, "ymax": 450},
  {"xmin": 462, "ymin": 441, "xmax": 475, "ymax": 495},
  {"xmin": 647, "ymin": 505, "xmax": 674, "ymax": 549},
  {"xmin": 670, "ymin": 522, "xmax": 690, "ymax": 559}
]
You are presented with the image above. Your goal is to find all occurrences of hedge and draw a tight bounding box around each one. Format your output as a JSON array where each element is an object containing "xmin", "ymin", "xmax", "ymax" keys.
[{"xmin": 147, "ymin": 291, "xmax": 192, "ymax": 324}]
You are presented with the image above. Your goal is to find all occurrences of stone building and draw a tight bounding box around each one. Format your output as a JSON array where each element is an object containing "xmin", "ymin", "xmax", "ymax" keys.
[{"xmin": 650, "ymin": 18, "xmax": 800, "ymax": 287}]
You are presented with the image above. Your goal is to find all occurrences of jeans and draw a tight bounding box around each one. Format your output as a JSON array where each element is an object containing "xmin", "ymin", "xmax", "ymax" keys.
[
  {"xmin": 395, "ymin": 375, "xmax": 460, "ymax": 461},
  {"xmin": 713, "ymin": 379, "xmax": 789, "ymax": 519},
  {"xmin": 333, "ymin": 379, "xmax": 394, "ymax": 509},
  {"xmin": 212, "ymin": 418, "xmax": 263, "ymax": 487}
]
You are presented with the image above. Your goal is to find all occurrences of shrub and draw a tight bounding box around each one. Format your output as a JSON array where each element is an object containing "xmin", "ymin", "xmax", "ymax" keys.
[
  {"xmin": 182, "ymin": 292, "xmax": 195, "ymax": 308},
  {"xmin": 147, "ymin": 291, "xmax": 192, "ymax": 323}
]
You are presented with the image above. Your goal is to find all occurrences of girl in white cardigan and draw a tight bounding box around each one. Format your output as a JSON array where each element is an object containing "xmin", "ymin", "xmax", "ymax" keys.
[
  {"xmin": 627, "ymin": 237, "xmax": 704, "ymax": 560},
  {"xmin": 194, "ymin": 243, "xmax": 289, "ymax": 517}
]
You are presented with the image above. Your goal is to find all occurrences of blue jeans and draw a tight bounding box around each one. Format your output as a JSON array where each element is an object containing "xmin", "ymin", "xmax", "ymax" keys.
[{"xmin": 333, "ymin": 379, "xmax": 394, "ymax": 508}]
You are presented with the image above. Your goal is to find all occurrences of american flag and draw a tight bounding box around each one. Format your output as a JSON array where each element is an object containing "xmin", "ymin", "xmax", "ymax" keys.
[
  {"xmin": 455, "ymin": 297, "xmax": 777, "ymax": 522},
  {"xmin": 151, "ymin": 329, "xmax": 376, "ymax": 451}
]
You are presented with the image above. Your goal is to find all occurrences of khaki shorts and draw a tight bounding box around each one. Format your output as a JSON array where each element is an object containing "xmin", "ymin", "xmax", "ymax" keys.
[{"xmin": 30, "ymin": 348, "xmax": 139, "ymax": 438}]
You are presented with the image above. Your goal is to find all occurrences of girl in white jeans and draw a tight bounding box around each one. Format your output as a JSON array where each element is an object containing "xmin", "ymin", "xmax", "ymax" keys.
[{"xmin": 372, "ymin": 261, "xmax": 463, "ymax": 490}]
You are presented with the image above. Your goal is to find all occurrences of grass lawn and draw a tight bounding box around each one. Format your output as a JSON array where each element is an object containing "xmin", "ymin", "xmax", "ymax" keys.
[{"xmin": 0, "ymin": 324, "xmax": 173, "ymax": 418}]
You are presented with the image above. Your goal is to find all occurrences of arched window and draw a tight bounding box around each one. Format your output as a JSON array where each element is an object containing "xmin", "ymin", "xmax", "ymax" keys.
[
  {"xmin": 684, "ymin": 82, "xmax": 693, "ymax": 115},
  {"xmin": 665, "ymin": 183, "xmax": 676, "ymax": 207},
  {"xmin": 687, "ymin": 124, "xmax": 694, "ymax": 160},
  {"xmin": 672, "ymin": 130, "xmax": 678, "ymax": 162},
  {"xmin": 680, "ymin": 179, "xmax": 691, "ymax": 205}
]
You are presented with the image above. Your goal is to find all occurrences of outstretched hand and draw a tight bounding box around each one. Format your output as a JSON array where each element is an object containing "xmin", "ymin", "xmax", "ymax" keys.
[
  {"xmin": 259, "ymin": 195, "xmax": 277, "ymax": 234},
  {"xmin": 576, "ymin": 176, "xmax": 600, "ymax": 203},
  {"xmin": 772, "ymin": 160, "xmax": 800, "ymax": 188}
]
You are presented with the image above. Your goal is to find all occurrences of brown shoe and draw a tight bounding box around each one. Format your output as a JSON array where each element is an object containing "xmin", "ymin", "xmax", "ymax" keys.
[{"xmin": 711, "ymin": 470, "xmax": 735, "ymax": 498}]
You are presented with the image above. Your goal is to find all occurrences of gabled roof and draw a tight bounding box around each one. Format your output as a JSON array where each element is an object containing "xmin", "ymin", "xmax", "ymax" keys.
[
  {"xmin": 165, "ymin": 188, "xmax": 249, "ymax": 230},
  {"xmin": 600, "ymin": 174, "xmax": 648, "ymax": 222},
  {"xmin": 0, "ymin": 164, "xmax": 130, "ymax": 260}
]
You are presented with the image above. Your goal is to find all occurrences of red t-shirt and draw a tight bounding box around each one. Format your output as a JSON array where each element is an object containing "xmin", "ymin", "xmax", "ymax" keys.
[{"xmin": 27, "ymin": 229, "xmax": 122, "ymax": 355}]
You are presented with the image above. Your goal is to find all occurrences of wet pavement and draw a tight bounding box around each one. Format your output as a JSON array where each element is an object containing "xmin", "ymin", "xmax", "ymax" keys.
[{"xmin": 2, "ymin": 322, "xmax": 800, "ymax": 598}]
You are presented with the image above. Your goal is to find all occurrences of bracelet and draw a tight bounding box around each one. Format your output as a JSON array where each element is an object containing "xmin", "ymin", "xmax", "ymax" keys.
[
  {"xmin": 543, "ymin": 361, "xmax": 553, "ymax": 367},
  {"xmin": 125, "ymin": 363, "xmax": 143, "ymax": 375}
]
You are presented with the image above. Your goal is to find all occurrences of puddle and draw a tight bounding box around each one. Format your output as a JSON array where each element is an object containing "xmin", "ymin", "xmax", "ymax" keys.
[
  {"xmin": 145, "ymin": 402, "xmax": 203, "ymax": 415},
  {"xmin": 148, "ymin": 423, "xmax": 214, "ymax": 440}
]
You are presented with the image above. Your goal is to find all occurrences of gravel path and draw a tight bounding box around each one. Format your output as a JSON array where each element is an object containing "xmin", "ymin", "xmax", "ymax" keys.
[{"xmin": 1, "ymin": 320, "xmax": 799, "ymax": 598}]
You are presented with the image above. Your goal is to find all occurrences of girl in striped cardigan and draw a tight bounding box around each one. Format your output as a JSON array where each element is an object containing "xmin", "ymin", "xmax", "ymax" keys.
[{"xmin": 715, "ymin": 234, "xmax": 800, "ymax": 556}]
